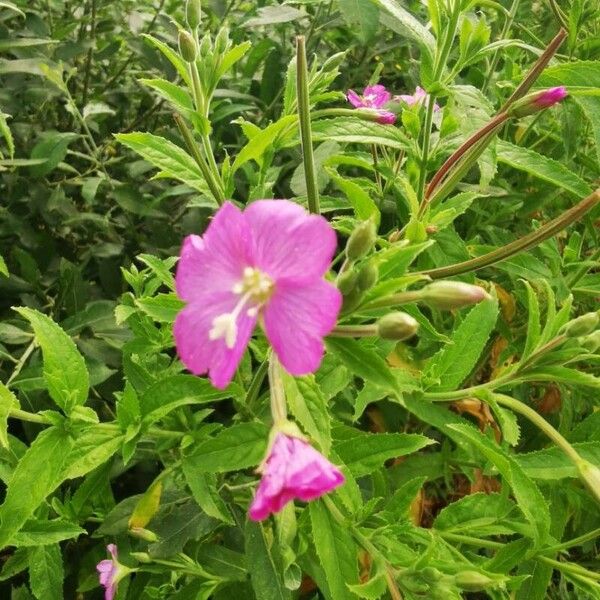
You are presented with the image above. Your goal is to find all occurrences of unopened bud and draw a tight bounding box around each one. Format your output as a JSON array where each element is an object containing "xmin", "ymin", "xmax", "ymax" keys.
[
  {"xmin": 454, "ymin": 571, "xmax": 499, "ymax": 591},
  {"xmin": 337, "ymin": 270, "xmax": 358, "ymax": 295},
  {"xmin": 341, "ymin": 288, "xmax": 363, "ymax": 314},
  {"xmin": 178, "ymin": 30, "xmax": 197, "ymax": 63},
  {"xmin": 129, "ymin": 527, "xmax": 159, "ymax": 542},
  {"xmin": 421, "ymin": 281, "xmax": 491, "ymax": 310},
  {"xmin": 581, "ymin": 330, "xmax": 600, "ymax": 353},
  {"xmin": 185, "ymin": 0, "xmax": 202, "ymax": 29},
  {"xmin": 346, "ymin": 220, "xmax": 376, "ymax": 261},
  {"xmin": 377, "ymin": 312, "xmax": 418, "ymax": 341},
  {"xmin": 199, "ymin": 34, "xmax": 211, "ymax": 58},
  {"xmin": 130, "ymin": 552, "xmax": 152, "ymax": 564},
  {"xmin": 576, "ymin": 459, "xmax": 600, "ymax": 504},
  {"xmin": 356, "ymin": 262, "xmax": 378, "ymax": 291},
  {"xmin": 562, "ymin": 311, "xmax": 599, "ymax": 338},
  {"xmin": 508, "ymin": 86, "xmax": 567, "ymax": 118},
  {"xmin": 215, "ymin": 27, "xmax": 229, "ymax": 53}
]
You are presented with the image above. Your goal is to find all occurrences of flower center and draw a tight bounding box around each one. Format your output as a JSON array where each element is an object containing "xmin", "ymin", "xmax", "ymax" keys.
[{"xmin": 208, "ymin": 267, "xmax": 274, "ymax": 349}]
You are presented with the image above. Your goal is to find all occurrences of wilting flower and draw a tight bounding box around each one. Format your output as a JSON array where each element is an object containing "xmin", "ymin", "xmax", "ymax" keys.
[
  {"xmin": 96, "ymin": 545, "xmax": 127, "ymax": 600},
  {"xmin": 249, "ymin": 432, "xmax": 345, "ymax": 520},
  {"xmin": 347, "ymin": 84, "xmax": 396, "ymax": 124},
  {"xmin": 395, "ymin": 86, "xmax": 440, "ymax": 111},
  {"xmin": 174, "ymin": 200, "xmax": 342, "ymax": 389}
]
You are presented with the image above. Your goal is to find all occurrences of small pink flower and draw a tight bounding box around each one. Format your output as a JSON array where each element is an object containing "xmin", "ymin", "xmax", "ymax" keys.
[
  {"xmin": 174, "ymin": 200, "xmax": 342, "ymax": 389},
  {"xmin": 248, "ymin": 433, "xmax": 345, "ymax": 520},
  {"xmin": 347, "ymin": 84, "xmax": 396, "ymax": 124},
  {"xmin": 396, "ymin": 86, "xmax": 440, "ymax": 111},
  {"xmin": 533, "ymin": 86, "xmax": 567, "ymax": 108},
  {"xmin": 96, "ymin": 544, "xmax": 119, "ymax": 600}
]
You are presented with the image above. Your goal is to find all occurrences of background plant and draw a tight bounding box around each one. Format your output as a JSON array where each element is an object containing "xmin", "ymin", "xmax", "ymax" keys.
[{"xmin": 0, "ymin": 0, "xmax": 600, "ymax": 599}]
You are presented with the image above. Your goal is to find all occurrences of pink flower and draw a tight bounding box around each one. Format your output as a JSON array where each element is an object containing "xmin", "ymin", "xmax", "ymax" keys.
[
  {"xmin": 396, "ymin": 86, "xmax": 440, "ymax": 111},
  {"xmin": 533, "ymin": 86, "xmax": 567, "ymax": 108},
  {"xmin": 174, "ymin": 200, "xmax": 342, "ymax": 389},
  {"xmin": 96, "ymin": 544, "xmax": 119, "ymax": 600},
  {"xmin": 248, "ymin": 433, "xmax": 345, "ymax": 520},
  {"xmin": 347, "ymin": 84, "xmax": 396, "ymax": 124}
]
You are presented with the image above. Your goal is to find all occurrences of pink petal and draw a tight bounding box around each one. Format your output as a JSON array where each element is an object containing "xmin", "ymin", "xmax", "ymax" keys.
[
  {"xmin": 175, "ymin": 202, "xmax": 252, "ymax": 301},
  {"xmin": 174, "ymin": 292, "xmax": 257, "ymax": 389},
  {"xmin": 363, "ymin": 84, "xmax": 391, "ymax": 108},
  {"xmin": 376, "ymin": 110, "xmax": 396, "ymax": 125},
  {"xmin": 244, "ymin": 200, "xmax": 338, "ymax": 282},
  {"xmin": 347, "ymin": 89, "xmax": 364, "ymax": 108},
  {"xmin": 263, "ymin": 278, "xmax": 341, "ymax": 376}
]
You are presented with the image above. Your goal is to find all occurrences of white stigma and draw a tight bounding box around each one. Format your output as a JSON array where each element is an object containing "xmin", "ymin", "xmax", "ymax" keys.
[{"xmin": 209, "ymin": 267, "xmax": 274, "ymax": 349}]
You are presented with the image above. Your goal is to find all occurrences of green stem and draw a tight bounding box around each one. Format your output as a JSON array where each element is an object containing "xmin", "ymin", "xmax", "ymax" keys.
[
  {"xmin": 543, "ymin": 528, "xmax": 600, "ymax": 554},
  {"xmin": 330, "ymin": 324, "xmax": 378, "ymax": 338},
  {"xmin": 417, "ymin": 94, "xmax": 437, "ymax": 205},
  {"xmin": 296, "ymin": 35, "xmax": 319, "ymax": 214},
  {"xmin": 438, "ymin": 531, "xmax": 503, "ymax": 550},
  {"xmin": 8, "ymin": 408, "xmax": 49, "ymax": 425},
  {"xmin": 268, "ymin": 355, "xmax": 287, "ymax": 424},
  {"xmin": 537, "ymin": 555, "xmax": 600, "ymax": 581},
  {"xmin": 246, "ymin": 359, "xmax": 269, "ymax": 412},
  {"xmin": 418, "ymin": 189, "xmax": 600, "ymax": 279},
  {"xmin": 566, "ymin": 247, "xmax": 600, "ymax": 289},
  {"xmin": 424, "ymin": 376, "xmax": 514, "ymax": 401},
  {"xmin": 360, "ymin": 290, "xmax": 423, "ymax": 311},
  {"xmin": 6, "ymin": 341, "xmax": 35, "ymax": 387}
]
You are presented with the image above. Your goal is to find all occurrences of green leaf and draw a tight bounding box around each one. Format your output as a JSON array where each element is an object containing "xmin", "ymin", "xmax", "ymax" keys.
[
  {"xmin": 333, "ymin": 430, "xmax": 434, "ymax": 476},
  {"xmin": 521, "ymin": 281, "xmax": 541, "ymax": 359},
  {"xmin": 135, "ymin": 293, "xmax": 184, "ymax": 323},
  {"xmin": 516, "ymin": 366, "xmax": 600, "ymax": 388},
  {"xmin": 339, "ymin": 0, "xmax": 380, "ymax": 42},
  {"xmin": 425, "ymin": 296, "xmax": 498, "ymax": 391},
  {"xmin": 182, "ymin": 468, "xmax": 234, "ymax": 524},
  {"xmin": 245, "ymin": 520, "xmax": 291, "ymax": 600},
  {"xmin": 282, "ymin": 373, "xmax": 331, "ymax": 454},
  {"xmin": 0, "ymin": 254, "xmax": 7, "ymax": 276},
  {"xmin": 311, "ymin": 118, "xmax": 409, "ymax": 150},
  {"xmin": 447, "ymin": 423, "xmax": 550, "ymax": 547},
  {"xmin": 8, "ymin": 519, "xmax": 85, "ymax": 547},
  {"xmin": 0, "ymin": 110, "xmax": 14, "ymax": 159},
  {"xmin": 0, "ymin": 427, "xmax": 74, "ymax": 550},
  {"xmin": 29, "ymin": 544, "xmax": 63, "ymax": 600},
  {"xmin": 14, "ymin": 307, "xmax": 89, "ymax": 414},
  {"xmin": 497, "ymin": 140, "xmax": 592, "ymax": 197},
  {"xmin": 115, "ymin": 132, "xmax": 213, "ymax": 197},
  {"xmin": 139, "ymin": 78, "xmax": 194, "ymax": 111},
  {"xmin": 327, "ymin": 169, "xmax": 380, "ymax": 222},
  {"xmin": 185, "ymin": 422, "xmax": 269, "ymax": 473},
  {"xmin": 309, "ymin": 500, "xmax": 359, "ymax": 599},
  {"xmin": 515, "ymin": 441, "xmax": 600, "ymax": 480},
  {"xmin": 0, "ymin": 382, "xmax": 18, "ymax": 449},
  {"xmin": 29, "ymin": 132, "xmax": 78, "ymax": 178},
  {"xmin": 141, "ymin": 34, "xmax": 192, "ymax": 87}
]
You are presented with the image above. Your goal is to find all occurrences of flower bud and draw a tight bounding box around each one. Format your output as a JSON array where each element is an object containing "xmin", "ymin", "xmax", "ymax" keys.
[
  {"xmin": 562, "ymin": 311, "xmax": 599, "ymax": 338},
  {"xmin": 341, "ymin": 288, "xmax": 363, "ymax": 314},
  {"xmin": 185, "ymin": 0, "xmax": 202, "ymax": 29},
  {"xmin": 454, "ymin": 571, "xmax": 499, "ymax": 591},
  {"xmin": 346, "ymin": 220, "xmax": 376, "ymax": 261},
  {"xmin": 508, "ymin": 86, "xmax": 567, "ymax": 118},
  {"xmin": 199, "ymin": 33, "xmax": 212, "ymax": 58},
  {"xmin": 130, "ymin": 552, "xmax": 152, "ymax": 564},
  {"xmin": 337, "ymin": 270, "xmax": 358, "ymax": 295},
  {"xmin": 129, "ymin": 527, "xmax": 159, "ymax": 542},
  {"xmin": 357, "ymin": 262, "xmax": 378, "ymax": 291},
  {"xmin": 580, "ymin": 330, "xmax": 600, "ymax": 353},
  {"xmin": 421, "ymin": 281, "xmax": 491, "ymax": 310},
  {"xmin": 215, "ymin": 27, "xmax": 229, "ymax": 53},
  {"xmin": 178, "ymin": 30, "xmax": 197, "ymax": 63},
  {"xmin": 377, "ymin": 312, "xmax": 418, "ymax": 341},
  {"xmin": 576, "ymin": 459, "xmax": 600, "ymax": 504}
]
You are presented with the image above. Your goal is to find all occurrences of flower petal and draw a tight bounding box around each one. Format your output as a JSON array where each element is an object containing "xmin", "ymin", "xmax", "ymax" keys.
[
  {"xmin": 376, "ymin": 110, "xmax": 396, "ymax": 125},
  {"xmin": 263, "ymin": 278, "xmax": 341, "ymax": 375},
  {"xmin": 363, "ymin": 84, "xmax": 391, "ymax": 108},
  {"xmin": 174, "ymin": 292, "xmax": 257, "ymax": 389},
  {"xmin": 347, "ymin": 89, "xmax": 364, "ymax": 108},
  {"xmin": 245, "ymin": 200, "xmax": 338, "ymax": 281},
  {"xmin": 175, "ymin": 202, "xmax": 251, "ymax": 301}
]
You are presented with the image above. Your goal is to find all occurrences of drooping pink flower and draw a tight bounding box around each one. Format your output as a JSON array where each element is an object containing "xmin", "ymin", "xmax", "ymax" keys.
[
  {"xmin": 96, "ymin": 545, "xmax": 119, "ymax": 600},
  {"xmin": 396, "ymin": 86, "xmax": 440, "ymax": 111},
  {"xmin": 248, "ymin": 433, "xmax": 345, "ymax": 521},
  {"xmin": 347, "ymin": 84, "xmax": 396, "ymax": 124},
  {"xmin": 174, "ymin": 200, "xmax": 342, "ymax": 389},
  {"xmin": 533, "ymin": 86, "xmax": 567, "ymax": 108}
]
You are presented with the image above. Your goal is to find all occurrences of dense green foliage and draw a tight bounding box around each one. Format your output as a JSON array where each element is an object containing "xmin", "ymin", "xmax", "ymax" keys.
[{"xmin": 0, "ymin": 0, "xmax": 600, "ymax": 598}]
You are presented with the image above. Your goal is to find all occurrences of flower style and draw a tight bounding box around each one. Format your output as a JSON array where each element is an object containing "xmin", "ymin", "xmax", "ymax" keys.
[
  {"xmin": 248, "ymin": 433, "xmax": 345, "ymax": 521},
  {"xmin": 174, "ymin": 200, "xmax": 342, "ymax": 389},
  {"xmin": 396, "ymin": 86, "xmax": 440, "ymax": 111},
  {"xmin": 347, "ymin": 84, "xmax": 396, "ymax": 124},
  {"xmin": 96, "ymin": 545, "xmax": 122, "ymax": 600}
]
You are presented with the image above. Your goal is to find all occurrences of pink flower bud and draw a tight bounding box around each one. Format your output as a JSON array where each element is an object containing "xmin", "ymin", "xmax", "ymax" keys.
[
  {"xmin": 508, "ymin": 87, "xmax": 567, "ymax": 118},
  {"xmin": 248, "ymin": 433, "xmax": 344, "ymax": 521},
  {"xmin": 533, "ymin": 86, "xmax": 568, "ymax": 108}
]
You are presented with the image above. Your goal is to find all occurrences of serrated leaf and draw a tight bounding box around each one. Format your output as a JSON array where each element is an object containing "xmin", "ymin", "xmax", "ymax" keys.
[
  {"xmin": 0, "ymin": 382, "xmax": 18, "ymax": 449},
  {"xmin": 135, "ymin": 293, "xmax": 184, "ymax": 323},
  {"xmin": 14, "ymin": 308, "xmax": 89, "ymax": 414},
  {"xmin": 9, "ymin": 519, "xmax": 84, "ymax": 547},
  {"xmin": 311, "ymin": 117, "xmax": 409, "ymax": 150},
  {"xmin": 141, "ymin": 34, "xmax": 192, "ymax": 87},
  {"xmin": 182, "ymin": 468, "xmax": 234, "ymax": 524},
  {"xmin": 29, "ymin": 544, "xmax": 63, "ymax": 600}
]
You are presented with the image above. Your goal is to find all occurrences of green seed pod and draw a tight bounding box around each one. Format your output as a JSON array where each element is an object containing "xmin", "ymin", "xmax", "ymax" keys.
[
  {"xmin": 130, "ymin": 552, "xmax": 152, "ymax": 564},
  {"xmin": 421, "ymin": 567, "xmax": 443, "ymax": 582},
  {"xmin": 178, "ymin": 29, "xmax": 197, "ymax": 63},
  {"xmin": 337, "ymin": 269, "xmax": 358, "ymax": 295},
  {"xmin": 563, "ymin": 311, "xmax": 600, "ymax": 338},
  {"xmin": 580, "ymin": 330, "xmax": 600, "ymax": 353},
  {"xmin": 421, "ymin": 281, "xmax": 490, "ymax": 310},
  {"xmin": 453, "ymin": 571, "xmax": 499, "ymax": 591},
  {"xmin": 129, "ymin": 527, "xmax": 159, "ymax": 542},
  {"xmin": 346, "ymin": 220, "xmax": 376, "ymax": 262},
  {"xmin": 185, "ymin": 0, "xmax": 202, "ymax": 29},
  {"xmin": 377, "ymin": 312, "xmax": 418, "ymax": 341},
  {"xmin": 357, "ymin": 262, "xmax": 378, "ymax": 291}
]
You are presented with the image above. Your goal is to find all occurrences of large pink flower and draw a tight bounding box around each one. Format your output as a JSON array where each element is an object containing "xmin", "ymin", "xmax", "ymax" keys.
[
  {"xmin": 248, "ymin": 433, "xmax": 345, "ymax": 520},
  {"xmin": 174, "ymin": 200, "xmax": 342, "ymax": 389},
  {"xmin": 96, "ymin": 544, "xmax": 119, "ymax": 600},
  {"xmin": 396, "ymin": 86, "xmax": 440, "ymax": 111},
  {"xmin": 347, "ymin": 84, "xmax": 396, "ymax": 124}
]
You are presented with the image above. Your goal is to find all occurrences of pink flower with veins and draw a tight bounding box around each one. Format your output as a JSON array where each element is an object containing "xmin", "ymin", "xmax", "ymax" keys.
[
  {"xmin": 249, "ymin": 433, "xmax": 345, "ymax": 521},
  {"xmin": 396, "ymin": 86, "xmax": 440, "ymax": 111},
  {"xmin": 174, "ymin": 200, "xmax": 342, "ymax": 389},
  {"xmin": 96, "ymin": 544, "xmax": 119, "ymax": 600},
  {"xmin": 347, "ymin": 84, "xmax": 396, "ymax": 124}
]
